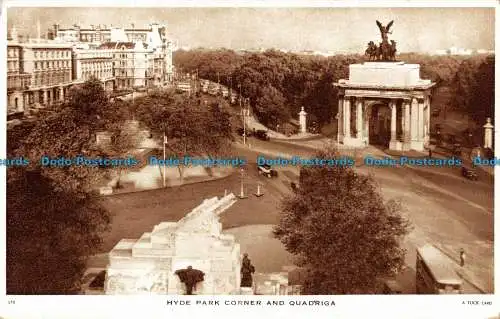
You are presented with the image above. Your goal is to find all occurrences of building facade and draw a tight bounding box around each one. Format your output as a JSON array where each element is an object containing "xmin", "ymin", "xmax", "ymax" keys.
[
  {"xmin": 72, "ymin": 47, "xmax": 115, "ymax": 91},
  {"xmin": 6, "ymin": 23, "xmax": 174, "ymax": 113},
  {"xmin": 7, "ymin": 38, "xmax": 73, "ymax": 113}
]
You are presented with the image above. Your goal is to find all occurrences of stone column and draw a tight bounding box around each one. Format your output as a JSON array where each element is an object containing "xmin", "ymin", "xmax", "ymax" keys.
[
  {"xmin": 59, "ymin": 87, "xmax": 65, "ymax": 102},
  {"xmin": 356, "ymin": 98, "xmax": 363, "ymax": 138},
  {"xmin": 390, "ymin": 100, "xmax": 397, "ymax": 142},
  {"xmin": 402, "ymin": 99, "xmax": 411, "ymax": 150},
  {"xmin": 344, "ymin": 98, "xmax": 351, "ymax": 138},
  {"xmin": 337, "ymin": 96, "xmax": 344, "ymax": 142},
  {"xmin": 34, "ymin": 91, "xmax": 40, "ymax": 105},
  {"xmin": 410, "ymin": 98, "xmax": 418, "ymax": 141},
  {"xmin": 364, "ymin": 105, "xmax": 370, "ymax": 141},
  {"xmin": 43, "ymin": 90, "xmax": 48, "ymax": 105},
  {"xmin": 418, "ymin": 100, "xmax": 425, "ymax": 140},
  {"xmin": 425, "ymin": 96, "xmax": 431, "ymax": 138},
  {"xmin": 483, "ymin": 118, "xmax": 494, "ymax": 149}
]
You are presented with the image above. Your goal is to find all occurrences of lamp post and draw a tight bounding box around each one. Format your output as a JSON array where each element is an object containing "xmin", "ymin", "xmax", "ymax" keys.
[
  {"xmin": 238, "ymin": 83, "xmax": 247, "ymax": 145},
  {"xmin": 238, "ymin": 167, "xmax": 247, "ymax": 199},
  {"xmin": 163, "ymin": 131, "xmax": 168, "ymax": 188}
]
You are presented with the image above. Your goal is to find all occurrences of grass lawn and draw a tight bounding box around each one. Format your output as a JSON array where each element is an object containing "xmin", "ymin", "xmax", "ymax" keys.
[
  {"xmin": 224, "ymin": 224, "xmax": 294, "ymax": 273},
  {"xmin": 98, "ymin": 171, "xmax": 284, "ymax": 253}
]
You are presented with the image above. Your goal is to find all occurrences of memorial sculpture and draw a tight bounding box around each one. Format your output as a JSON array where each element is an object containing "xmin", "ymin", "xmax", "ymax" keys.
[
  {"xmin": 240, "ymin": 253, "xmax": 256, "ymax": 287},
  {"xmin": 175, "ymin": 266, "xmax": 205, "ymax": 295},
  {"xmin": 104, "ymin": 193, "xmax": 242, "ymax": 295},
  {"xmin": 365, "ymin": 20, "xmax": 397, "ymax": 61}
]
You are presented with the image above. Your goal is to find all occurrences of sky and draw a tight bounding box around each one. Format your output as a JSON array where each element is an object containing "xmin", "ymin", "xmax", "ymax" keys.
[{"xmin": 6, "ymin": 7, "xmax": 495, "ymax": 53}]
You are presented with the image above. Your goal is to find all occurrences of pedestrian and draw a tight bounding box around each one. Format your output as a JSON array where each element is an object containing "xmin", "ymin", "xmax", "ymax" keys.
[{"xmin": 459, "ymin": 248, "xmax": 465, "ymax": 267}]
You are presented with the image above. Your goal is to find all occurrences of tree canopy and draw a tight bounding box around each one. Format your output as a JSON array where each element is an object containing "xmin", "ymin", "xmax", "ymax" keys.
[
  {"xmin": 6, "ymin": 78, "xmax": 114, "ymax": 294},
  {"xmin": 7, "ymin": 169, "xmax": 110, "ymax": 294},
  {"xmin": 273, "ymin": 148, "xmax": 410, "ymax": 294},
  {"xmin": 174, "ymin": 49, "xmax": 494, "ymax": 129}
]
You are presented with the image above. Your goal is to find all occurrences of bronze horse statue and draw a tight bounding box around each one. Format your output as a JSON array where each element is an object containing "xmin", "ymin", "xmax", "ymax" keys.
[
  {"xmin": 389, "ymin": 40, "xmax": 397, "ymax": 61},
  {"xmin": 365, "ymin": 20, "xmax": 398, "ymax": 61},
  {"xmin": 365, "ymin": 41, "xmax": 379, "ymax": 61}
]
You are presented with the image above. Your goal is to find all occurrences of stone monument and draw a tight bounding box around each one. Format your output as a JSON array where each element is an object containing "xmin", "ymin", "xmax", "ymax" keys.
[
  {"xmin": 483, "ymin": 117, "xmax": 494, "ymax": 149},
  {"xmin": 299, "ymin": 107, "xmax": 307, "ymax": 134},
  {"xmin": 335, "ymin": 20, "xmax": 435, "ymax": 151},
  {"xmin": 104, "ymin": 193, "xmax": 242, "ymax": 295}
]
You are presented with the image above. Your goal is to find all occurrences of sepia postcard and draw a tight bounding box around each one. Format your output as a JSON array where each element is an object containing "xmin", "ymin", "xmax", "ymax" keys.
[{"xmin": 1, "ymin": 1, "xmax": 498, "ymax": 318}]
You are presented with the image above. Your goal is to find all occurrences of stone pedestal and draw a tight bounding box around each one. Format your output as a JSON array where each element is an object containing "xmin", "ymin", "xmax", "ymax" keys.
[
  {"xmin": 105, "ymin": 194, "xmax": 243, "ymax": 295},
  {"xmin": 298, "ymin": 107, "xmax": 307, "ymax": 134},
  {"xmin": 484, "ymin": 118, "xmax": 494, "ymax": 149},
  {"xmin": 348, "ymin": 62, "xmax": 431, "ymax": 87}
]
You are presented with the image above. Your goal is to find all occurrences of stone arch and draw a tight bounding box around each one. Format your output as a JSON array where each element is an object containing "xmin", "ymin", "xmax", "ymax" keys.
[{"xmin": 365, "ymin": 100, "xmax": 391, "ymax": 147}]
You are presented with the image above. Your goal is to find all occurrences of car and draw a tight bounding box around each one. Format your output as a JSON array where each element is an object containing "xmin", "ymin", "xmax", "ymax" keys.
[
  {"xmin": 236, "ymin": 128, "xmax": 252, "ymax": 137},
  {"xmin": 258, "ymin": 164, "xmax": 278, "ymax": 178},
  {"xmin": 254, "ymin": 130, "xmax": 270, "ymax": 141},
  {"xmin": 461, "ymin": 165, "xmax": 478, "ymax": 180}
]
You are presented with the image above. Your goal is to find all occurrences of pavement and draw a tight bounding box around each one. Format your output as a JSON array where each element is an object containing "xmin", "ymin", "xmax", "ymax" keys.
[
  {"xmin": 239, "ymin": 137, "xmax": 493, "ymax": 293},
  {"xmin": 93, "ymin": 134, "xmax": 493, "ymax": 294}
]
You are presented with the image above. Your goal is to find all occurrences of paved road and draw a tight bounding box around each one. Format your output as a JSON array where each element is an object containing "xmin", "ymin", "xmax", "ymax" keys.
[
  {"xmin": 240, "ymin": 136, "xmax": 493, "ymax": 293},
  {"xmin": 98, "ymin": 135, "xmax": 492, "ymax": 293}
]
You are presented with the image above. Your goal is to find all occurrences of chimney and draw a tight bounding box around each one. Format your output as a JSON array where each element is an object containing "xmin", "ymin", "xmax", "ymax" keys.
[{"xmin": 10, "ymin": 26, "xmax": 18, "ymax": 42}]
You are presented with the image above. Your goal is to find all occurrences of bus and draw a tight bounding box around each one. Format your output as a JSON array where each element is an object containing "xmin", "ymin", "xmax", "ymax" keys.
[{"xmin": 416, "ymin": 244, "xmax": 463, "ymax": 294}]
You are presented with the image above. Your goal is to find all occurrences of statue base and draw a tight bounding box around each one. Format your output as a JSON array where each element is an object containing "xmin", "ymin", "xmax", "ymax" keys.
[{"xmin": 342, "ymin": 61, "xmax": 432, "ymax": 87}]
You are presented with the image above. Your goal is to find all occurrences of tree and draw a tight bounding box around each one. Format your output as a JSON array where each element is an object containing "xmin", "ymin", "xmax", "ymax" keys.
[
  {"xmin": 13, "ymin": 79, "xmax": 114, "ymax": 195},
  {"xmin": 67, "ymin": 76, "xmax": 110, "ymax": 125},
  {"xmin": 7, "ymin": 78, "xmax": 113, "ymax": 293},
  {"xmin": 7, "ymin": 169, "xmax": 110, "ymax": 294},
  {"xmin": 470, "ymin": 55, "xmax": 494, "ymax": 124},
  {"xmin": 254, "ymin": 85, "xmax": 289, "ymax": 127},
  {"xmin": 132, "ymin": 93, "xmax": 233, "ymax": 181},
  {"xmin": 273, "ymin": 148, "xmax": 410, "ymax": 294}
]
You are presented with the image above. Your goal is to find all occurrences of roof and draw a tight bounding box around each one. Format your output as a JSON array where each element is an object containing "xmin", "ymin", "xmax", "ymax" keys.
[
  {"xmin": 124, "ymin": 29, "xmax": 150, "ymax": 32},
  {"xmin": 98, "ymin": 42, "xmax": 135, "ymax": 50},
  {"xmin": 417, "ymin": 244, "xmax": 462, "ymax": 285}
]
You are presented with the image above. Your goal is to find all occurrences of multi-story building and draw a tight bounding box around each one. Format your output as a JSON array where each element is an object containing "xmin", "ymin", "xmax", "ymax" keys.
[
  {"xmin": 72, "ymin": 46, "xmax": 115, "ymax": 91},
  {"xmin": 54, "ymin": 24, "xmax": 154, "ymax": 44},
  {"xmin": 6, "ymin": 22, "xmax": 174, "ymax": 113},
  {"xmin": 7, "ymin": 42, "xmax": 31, "ymax": 112},
  {"xmin": 57, "ymin": 22, "xmax": 174, "ymax": 86},
  {"xmin": 98, "ymin": 41, "xmax": 150, "ymax": 89},
  {"xmin": 7, "ymin": 27, "xmax": 74, "ymax": 112}
]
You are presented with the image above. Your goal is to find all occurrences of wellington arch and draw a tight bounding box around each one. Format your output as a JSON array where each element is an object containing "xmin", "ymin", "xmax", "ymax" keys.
[{"xmin": 334, "ymin": 61, "xmax": 436, "ymax": 151}]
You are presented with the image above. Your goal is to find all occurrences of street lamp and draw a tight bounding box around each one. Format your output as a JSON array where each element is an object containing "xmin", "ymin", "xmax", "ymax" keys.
[{"xmin": 238, "ymin": 83, "xmax": 247, "ymax": 145}]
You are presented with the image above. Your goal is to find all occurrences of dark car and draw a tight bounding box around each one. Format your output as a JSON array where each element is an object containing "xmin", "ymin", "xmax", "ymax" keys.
[
  {"xmin": 254, "ymin": 130, "xmax": 270, "ymax": 141},
  {"xmin": 236, "ymin": 128, "xmax": 252, "ymax": 137},
  {"xmin": 461, "ymin": 165, "xmax": 478, "ymax": 180},
  {"xmin": 258, "ymin": 164, "xmax": 278, "ymax": 178}
]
